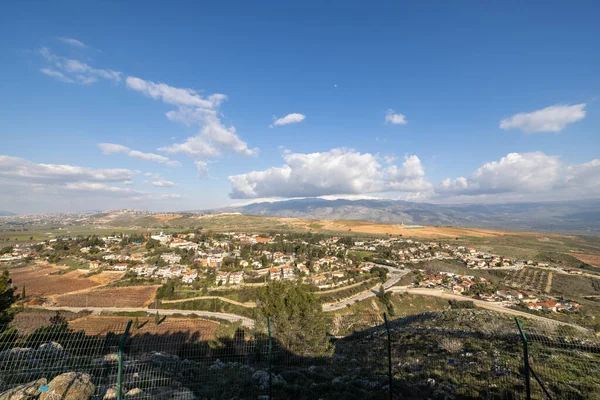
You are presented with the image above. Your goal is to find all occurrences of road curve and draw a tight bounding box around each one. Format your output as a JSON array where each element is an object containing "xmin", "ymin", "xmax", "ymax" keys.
[
  {"xmin": 29, "ymin": 305, "xmax": 254, "ymax": 328},
  {"xmin": 322, "ymin": 265, "xmax": 410, "ymax": 312}
]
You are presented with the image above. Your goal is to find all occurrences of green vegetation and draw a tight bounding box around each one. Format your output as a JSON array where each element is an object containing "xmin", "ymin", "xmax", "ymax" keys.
[
  {"xmin": 0, "ymin": 270, "xmax": 16, "ymax": 329},
  {"xmin": 159, "ymin": 298, "xmax": 255, "ymax": 318},
  {"xmin": 255, "ymin": 280, "xmax": 333, "ymax": 357},
  {"xmin": 315, "ymin": 278, "xmax": 378, "ymax": 303}
]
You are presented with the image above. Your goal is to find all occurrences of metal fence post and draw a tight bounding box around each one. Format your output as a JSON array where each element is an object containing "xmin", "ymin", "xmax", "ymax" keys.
[
  {"xmin": 117, "ymin": 320, "xmax": 132, "ymax": 400},
  {"xmin": 267, "ymin": 315, "xmax": 273, "ymax": 400},
  {"xmin": 515, "ymin": 317, "xmax": 531, "ymax": 400},
  {"xmin": 383, "ymin": 313, "xmax": 392, "ymax": 400}
]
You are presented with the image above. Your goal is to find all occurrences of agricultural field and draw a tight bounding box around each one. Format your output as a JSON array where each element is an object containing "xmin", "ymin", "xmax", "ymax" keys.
[
  {"xmin": 68, "ymin": 315, "xmax": 220, "ymax": 341},
  {"xmin": 53, "ymin": 285, "xmax": 160, "ymax": 308},
  {"xmin": 5, "ymin": 265, "xmax": 122, "ymax": 298},
  {"xmin": 9, "ymin": 309, "xmax": 87, "ymax": 335},
  {"xmin": 504, "ymin": 267, "xmax": 552, "ymax": 293}
]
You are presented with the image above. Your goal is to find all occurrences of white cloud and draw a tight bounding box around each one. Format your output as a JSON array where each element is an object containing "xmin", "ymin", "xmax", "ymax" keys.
[
  {"xmin": 0, "ymin": 155, "xmax": 134, "ymax": 183},
  {"xmin": 40, "ymin": 68, "xmax": 74, "ymax": 83},
  {"xmin": 38, "ymin": 47, "xmax": 121, "ymax": 84},
  {"xmin": 385, "ymin": 109, "xmax": 407, "ymax": 125},
  {"xmin": 0, "ymin": 155, "xmax": 184, "ymax": 213},
  {"xmin": 500, "ymin": 104, "xmax": 586, "ymax": 133},
  {"xmin": 228, "ymin": 148, "xmax": 431, "ymax": 199},
  {"xmin": 435, "ymin": 152, "xmax": 600, "ymax": 201},
  {"xmin": 59, "ymin": 37, "xmax": 86, "ymax": 48},
  {"xmin": 126, "ymin": 76, "xmax": 257, "ymax": 158},
  {"xmin": 385, "ymin": 155, "xmax": 432, "ymax": 192},
  {"xmin": 270, "ymin": 113, "xmax": 306, "ymax": 128},
  {"xmin": 97, "ymin": 143, "xmax": 181, "ymax": 167},
  {"xmin": 64, "ymin": 182, "xmax": 143, "ymax": 196},
  {"xmin": 126, "ymin": 77, "xmax": 225, "ymax": 109},
  {"xmin": 151, "ymin": 179, "xmax": 177, "ymax": 187},
  {"xmin": 194, "ymin": 161, "xmax": 208, "ymax": 178}
]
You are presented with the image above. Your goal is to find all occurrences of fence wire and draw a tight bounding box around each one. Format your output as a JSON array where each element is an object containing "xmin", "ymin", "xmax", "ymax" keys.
[
  {"xmin": 522, "ymin": 318, "xmax": 600, "ymax": 400},
  {"xmin": 1, "ymin": 310, "xmax": 599, "ymax": 399}
]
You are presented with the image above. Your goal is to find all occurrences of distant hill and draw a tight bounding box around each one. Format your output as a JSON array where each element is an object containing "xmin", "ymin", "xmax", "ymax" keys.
[
  {"xmin": 208, "ymin": 198, "xmax": 600, "ymax": 235},
  {"xmin": 0, "ymin": 211, "xmax": 16, "ymax": 216}
]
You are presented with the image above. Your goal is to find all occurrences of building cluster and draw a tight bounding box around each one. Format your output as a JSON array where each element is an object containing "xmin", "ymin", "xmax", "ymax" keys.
[
  {"xmin": 414, "ymin": 269, "xmax": 490, "ymax": 293},
  {"xmin": 494, "ymin": 290, "xmax": 581, "ymax": 312}
]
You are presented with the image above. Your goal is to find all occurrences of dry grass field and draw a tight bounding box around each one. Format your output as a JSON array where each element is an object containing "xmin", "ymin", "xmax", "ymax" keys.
[
  {"xmin": 8, "ymin": 265, "xmax": 106, "ymax": 297},
  {"xmin": 284, "ymin": 217, "xmax": 563, "ymax": 239},
  {"xmin": 53, "ymin": 286, "xmax": 160, "ymax": 308},
  {"xmin": 571, "ymin": 253, "xmax": 600, "ymax": 268},
  {"xmin": 68, "ymin": 315, "xmax": 220, "ymax": 341}
]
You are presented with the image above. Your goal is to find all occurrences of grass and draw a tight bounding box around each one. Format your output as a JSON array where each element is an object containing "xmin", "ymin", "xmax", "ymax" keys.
[
  {"xmin": 551, "ymin": 274, "xmax": 600, "ymax": 298},
  {"xmin": 315, "ymin": 278, "xmax": 380, "ymax": 303},
  {"xmin": 326, "ymin": 293, "xmax": 450, "ymax": 336},
  {"xmin": 159, "ymin": 298, "xmax": 255, "ymax": 318},
  {"xmin": 347, "ymin": 250, "xmax": 375, "ymax": 259}
]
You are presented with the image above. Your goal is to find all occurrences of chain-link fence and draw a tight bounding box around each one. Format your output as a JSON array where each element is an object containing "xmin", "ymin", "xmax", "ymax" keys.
[{"xmin": 1, "ymin": 310, "xmax": 600, "ymax": 399}]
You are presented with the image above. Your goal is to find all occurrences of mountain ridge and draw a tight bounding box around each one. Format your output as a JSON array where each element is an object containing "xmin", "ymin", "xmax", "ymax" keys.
[{"xmin": 201, "ymin": 198, "xmax": 600, "ymax": 235}]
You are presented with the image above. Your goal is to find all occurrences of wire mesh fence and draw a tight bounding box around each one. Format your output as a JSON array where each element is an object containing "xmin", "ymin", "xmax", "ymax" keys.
[
  {"xmin": 1, "ymin": 309, "xmax": 600, "ymax": 399},
  {"xmin": 520, "ymin": 318, "xmax": 600, "ymax": 400}
]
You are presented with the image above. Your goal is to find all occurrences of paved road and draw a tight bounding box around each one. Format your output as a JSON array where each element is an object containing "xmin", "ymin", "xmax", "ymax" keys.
[
  {"xmin": 29, "ymin": 305, "xmax": 254, "ymax": 328},
  {"xmin": 322, "ymin": 265, "xmax": 410, "ymax": 311}
]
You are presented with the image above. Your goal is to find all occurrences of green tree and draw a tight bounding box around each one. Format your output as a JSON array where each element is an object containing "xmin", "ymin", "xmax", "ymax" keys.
[
  {"xmin": 133, "ymin": 317, "xmax": 139, "ymax": 329},
  {"xmin": 154, "ymin": 311, "xmax": 160, "ymax": 325},
  {"xmin": 256, "ymin": 280, "xmax": 333, "ymax": 357},
  {"xmin": 145, "ymin": 238, "xmax": 160, "ymax": 250},
  {"xmin": 0, "ymin": 270, "xmax": 16, "ymax": 328}
]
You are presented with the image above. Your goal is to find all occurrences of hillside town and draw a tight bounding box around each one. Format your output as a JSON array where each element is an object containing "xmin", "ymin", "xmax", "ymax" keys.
[{"xmin": 0, "ymin": 230, "xmax": 584, "ymax": 314}]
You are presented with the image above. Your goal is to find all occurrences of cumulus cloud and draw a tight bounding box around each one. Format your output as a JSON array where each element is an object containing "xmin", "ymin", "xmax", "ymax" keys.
[
  {"xmin": 385, "ymin": 109, "xmax": 407, "ymax": 125},
  {"xmin": 38, "ymin": 47, "xmax": 121, "ymax": 84},
  {"xmin": 59, "ymin": 37, "xmax": 86, "ymax": 48},
  {"xmin": 385, "ymin": 155, "xmax": 433, "ymax": 192},
  {"xmin": 270, "ymin": 113, "xmax": 306, "ymax": 128},
  {"xmin": 228, "ymin": 148, "xmax": 431, "ymax": 199},
  {"xmin": 151, "ymin": 179, "xmax": 177, "ymax": 187},
  {"xmin": 500, "ymin": 104, "xmax": 586, "ymax": 133},
  {"xmin": 126, "ymin": 76, "xmax": 257, "ymax": 158},
  {"xmin": 435, "ymin": 152, "xmax": 600, "ymax": 200},
  {"xmin": 97, "ymin": 143, "xmax": 180, "ymax": 167},
  {"xmin": 194, "ymin": 160, "xmax": 208, "ymax": 178}
]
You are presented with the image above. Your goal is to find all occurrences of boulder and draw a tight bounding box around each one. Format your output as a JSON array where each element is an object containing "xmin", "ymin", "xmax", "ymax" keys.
[
  {"xmin": 102, "ymin": 387, "xmax": 118, "ymax": 400},
  {"xmin": 40, "ymin": 372, "xmax": 95, "ymax": 400},
  {"xmin": 0, "ymin": 378, "xmax": 47, "ymax": 400},
  {"xmin": 38, "ymin": 342, "xmax": 63, "ymax": 351},
  {"xmin": 125, "ymin": 388, "xmax": 144, "ymax": 398}
]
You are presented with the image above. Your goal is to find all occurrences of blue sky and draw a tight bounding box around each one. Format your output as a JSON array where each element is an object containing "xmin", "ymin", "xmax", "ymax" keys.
[{"xmin": 1, "ymin": 1, "xmax": 599, "ymax": 213}]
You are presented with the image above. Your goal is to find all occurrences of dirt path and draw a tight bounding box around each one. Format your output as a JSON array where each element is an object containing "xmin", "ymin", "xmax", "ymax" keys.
[
  {"xmin": 161, "ymin": 296, "xmax": 256, "ymax": 308},
  {"xmin": 545, "ymin": 272, "xmax": 553, "ymax": 293}
]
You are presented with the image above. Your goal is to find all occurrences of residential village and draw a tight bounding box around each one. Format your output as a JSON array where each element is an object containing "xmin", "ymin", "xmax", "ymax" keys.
[{"xmin": 0, "ymin": 229, "xmax": 583, "ymax": 314}]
